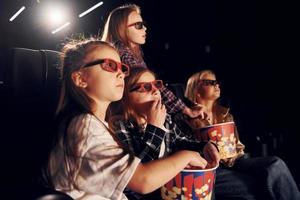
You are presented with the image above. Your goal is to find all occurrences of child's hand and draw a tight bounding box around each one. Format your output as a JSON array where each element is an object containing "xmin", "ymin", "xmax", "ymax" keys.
[
  {"xmin": 203, "ymin": 142, "xmax": 220, "ymax": 168},
  {"xmin": 187, "ymin": 151, "xmax": 207, "ymax": 169},
  {"xmin": 147, "ymin": 98, "xmax": 166, "ymax": 129},
  {"xmin": 182, "ymin": 105, "xmax": 210, "ymax": 120}
]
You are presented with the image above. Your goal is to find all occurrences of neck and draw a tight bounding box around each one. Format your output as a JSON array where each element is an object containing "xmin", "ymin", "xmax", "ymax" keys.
[
  {"xmin": 92, "ymin": 100, "xmax": 110, "ymax": 122},
  {"xmin": 197, "ymin": 100, "xmax": 215, "ymax": 112},
  {"xmin": 129, "ymin": 41, "xmax": 137, "ymax": 48}
]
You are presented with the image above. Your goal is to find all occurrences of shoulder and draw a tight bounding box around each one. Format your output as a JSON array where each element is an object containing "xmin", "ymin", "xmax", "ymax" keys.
[
  {"xmin": 109, "ymin": 115, "xmax": 130, "ymax": 131},
  {"xmin": 68, "ymin": 113, "xmax": 110, "ymax": 137},
  {"xmin": 114, "ymin": 41, "xmax": 131, "ymax": 53}
]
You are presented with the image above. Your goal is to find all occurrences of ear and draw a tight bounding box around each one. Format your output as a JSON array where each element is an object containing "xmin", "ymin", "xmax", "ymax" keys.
[{"xmin": 71, "ymin": 71, "xmax": 88, "ymax": 88}]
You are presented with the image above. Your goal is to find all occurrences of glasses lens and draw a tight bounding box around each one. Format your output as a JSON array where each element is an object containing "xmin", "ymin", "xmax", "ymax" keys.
[
  {"xmin": 101, "ymin": 60, "xmax": 117, "ymax": 72},
  {"xmin": 211, "ymin": 80, "xmax": 218, "ymax": 86},
  {"xmin": 143, "ymin": 83, "xmax": 152, "ymax": 92},
  {"xmin": 154, "ymin": 80, "xmax": 163, "ymax": 89},
  {"xmin": 121, "ymin": 64, "xmax": 129, "ymax": 76},
  {"xmin": 135, "ymin": 22, "xmax": 144, "ymax": 30},
  {"xmin": 202, "ymin": 80, "xmax": 218, "ymax": 86}
]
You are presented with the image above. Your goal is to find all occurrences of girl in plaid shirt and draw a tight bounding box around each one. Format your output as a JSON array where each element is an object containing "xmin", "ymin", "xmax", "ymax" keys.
[
  {"xmin": 109, "ymin": 67, "xmax": 220, "ymax": 199},
  {"xmin": 101, "ymin": 4, "xmax": 206, "ymax": 118}
]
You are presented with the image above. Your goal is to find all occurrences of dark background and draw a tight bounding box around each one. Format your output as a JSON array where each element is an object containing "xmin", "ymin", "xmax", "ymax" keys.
[{"xmin": 1, "ymin": 0, "xmax": 299, "ymax": 194}]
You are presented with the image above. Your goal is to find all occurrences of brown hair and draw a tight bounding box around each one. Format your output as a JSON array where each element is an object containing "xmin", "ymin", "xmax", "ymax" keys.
[
  {"xmin": 56, "ymin": 38, "xmax": 116, "ymax": 116},
  {"xmin": 109, "ymin": 67, "xmax": 156, "ymax": 130},
  {"xmin": 101, "ymin": 4, "xmax": 143, "ymax": 59},
  {"xmin": 48, "ymin": 38, "xmax": 133, "ymax": 189}
]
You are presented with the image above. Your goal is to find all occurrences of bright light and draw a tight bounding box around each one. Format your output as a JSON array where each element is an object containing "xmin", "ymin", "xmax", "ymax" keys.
[
  {"xmin": 46, "ymin": 6, "xmax": 67, "ymax": 25},
  {"xmin": 51, "ymin": 22, "xmax": 70, "ymax": 34},
  {"xmin": 9, "ymin": 6, "xmax": 26, "ymax": 22},
  {"xmin": 38, "ymin": 2, "xmax": 71, "ymax": 28},
  {"xmin": 79, "ymin": 2, "xmax": 103, "ymax": 18}
]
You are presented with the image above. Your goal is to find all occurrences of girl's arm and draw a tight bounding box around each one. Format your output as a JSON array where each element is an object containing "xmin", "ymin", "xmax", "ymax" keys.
[
  {"xmin": 127, "ymin": 150, "xmax": 207, "ymax": 194},
  {"xmin": 160, "ymin": 85, "xmax": 186, "ymax": 114}
]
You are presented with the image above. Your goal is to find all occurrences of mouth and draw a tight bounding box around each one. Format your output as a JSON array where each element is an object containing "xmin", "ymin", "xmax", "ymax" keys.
[{"xmin": 116, "ymin": 84, "xmax": 124, "ymax": 88}]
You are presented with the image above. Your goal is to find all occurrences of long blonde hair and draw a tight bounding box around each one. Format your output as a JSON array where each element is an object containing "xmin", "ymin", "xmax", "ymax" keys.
[
  {"xmin": 101, "ymin": 4, "xmax": 142, "ymax": 59},
  {"xmin": 185, "ymin": 70, "xmax": 216, "ymax": 103}
]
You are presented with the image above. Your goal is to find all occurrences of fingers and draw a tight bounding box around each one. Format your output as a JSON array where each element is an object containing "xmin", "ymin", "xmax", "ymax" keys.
[
  {"xmin": 197, "ymin": 156, "xmax": 208, "ymax": 169},
  {"xmin": 151, "ymin": 98, "xmax": 159, "ymax": 109},
  {"xmin": 198, "ymin": 110, "xmax": 205, "ymax": 119},
  {"xmin": 154, "ymin": 98, "xmax": 166, "ymax": 111},
  {"xmin": 203, "ymin": 111, "xmax": 210, "ymax": 120},
  {"xmin": 185, "ymin": 164, "xmax": 192, "ymax": 169},
  {"xmin": 205, "ymin": 143, "xmax": 220, "ymax": 167}
]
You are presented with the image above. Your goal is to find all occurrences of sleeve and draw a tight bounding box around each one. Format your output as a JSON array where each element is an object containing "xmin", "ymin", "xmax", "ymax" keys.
[
  {"xmin": 113, "ymin": 120, "xmax": 166, "ymax": 163},
  {"xmin": 73, "ymin": 115, "xmax": 141, "ymax": 200},
  {"xmin": 138, "ymin": 124, "xmax": 167, "ymax": 162},
  {"xmin": 165, "ymin": 114, "xmax": 207, "ymax": 153},
  {"xmin": 160, "ymin": 85, "xmax": 186, "ymax": 114},
  {"xmin": 169, "ymin": 118, "xmax": 207, "ymax": 153}
]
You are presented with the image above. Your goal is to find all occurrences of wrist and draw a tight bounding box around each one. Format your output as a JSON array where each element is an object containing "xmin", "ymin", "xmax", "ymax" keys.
[{"xmin": 182, "ymin": 106, "xmax": 189, "ymax": 115}]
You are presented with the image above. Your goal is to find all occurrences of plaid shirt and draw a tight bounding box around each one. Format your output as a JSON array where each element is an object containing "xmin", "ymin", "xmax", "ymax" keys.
[
  {"xmin": 115, "ymin": 41, "xmax": 147, "ymax": 69},
  {"xmin": 112, "ymin": 114, "xmax": 207, "ymax": 200},
  {"xmin": 115, "ymin": 41, "xmax": 186, "ymax": 114}
]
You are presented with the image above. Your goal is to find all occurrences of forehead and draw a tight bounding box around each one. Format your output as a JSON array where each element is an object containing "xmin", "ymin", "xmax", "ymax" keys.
[
  {"xmin": 201, "ymin": 73, "xmax": 216, "ymax": 80},
  {"xmin": 84, "ymin": 45, "xmax": 120, "ymax": 63},
  {"xmin": 137, "ymin": 72, "xmax": 155, "ymax": 83},
  {"xmin": 127, "ymin": 11, "xmax": 142, "ymax": 24}
]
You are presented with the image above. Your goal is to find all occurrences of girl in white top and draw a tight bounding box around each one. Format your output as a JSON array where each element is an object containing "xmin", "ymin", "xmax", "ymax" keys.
[{"xmin": 47, "ymin": 38, "xmax": 208, "ymax": 200}]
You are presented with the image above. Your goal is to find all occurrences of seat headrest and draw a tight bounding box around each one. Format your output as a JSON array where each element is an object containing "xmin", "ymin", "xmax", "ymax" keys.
[{"xmin": 11, "ymin": 47, "xmax": 62, "ymax": 114}]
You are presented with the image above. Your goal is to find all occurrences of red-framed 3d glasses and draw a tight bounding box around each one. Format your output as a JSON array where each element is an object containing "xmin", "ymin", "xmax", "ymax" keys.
[
  {"xmin": 82, "ymin": 58, "xmax": 130, "ymax": 76},
  {"xmin": 130, "ymin": 80, "xmax": 163, "ymax": 93}
]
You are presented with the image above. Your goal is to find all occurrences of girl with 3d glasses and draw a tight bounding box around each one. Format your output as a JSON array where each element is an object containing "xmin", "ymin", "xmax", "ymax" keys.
[
  {"xmin": 101, "ymin": 4, "xmax": 206, "ymax": 119},
  {"xmin": 183, "ymin": 69, "xmax": 300, "ymax": 200}
]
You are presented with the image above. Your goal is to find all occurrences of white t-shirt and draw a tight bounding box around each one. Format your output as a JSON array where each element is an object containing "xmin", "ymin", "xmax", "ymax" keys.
[{"xmin": 49, "ymin": 114, "xmax": 141, "ymax": 200}]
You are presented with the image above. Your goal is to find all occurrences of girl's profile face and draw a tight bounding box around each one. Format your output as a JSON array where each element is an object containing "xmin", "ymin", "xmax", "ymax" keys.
[
  {"xmin": 129, "ymin": 72, "xmax": 161, "ymax": 113},
  {"xmin": 197, "ymin": 73, "xmax": 220, "ymax": 102},
  {"xmin": 127, "ymin": 11, "xmax": 147, "ymax": 46},
  {"xmin": 80, "ymin": 45, "xmax": 126, "ymax": 103}
]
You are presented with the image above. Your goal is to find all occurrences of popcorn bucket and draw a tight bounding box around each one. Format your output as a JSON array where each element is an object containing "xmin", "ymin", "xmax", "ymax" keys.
[
  {"xmin": 161, "ymin": 165, "xmax": 218, "ymax": 200},
  {"xmin": 195, "ymin": 122, "xmax": 237, "ymax": 159}
]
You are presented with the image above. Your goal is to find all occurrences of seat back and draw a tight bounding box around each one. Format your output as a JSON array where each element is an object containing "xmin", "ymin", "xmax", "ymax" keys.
[
  {"xmin": 1, "ymin": 47, "xmax": 73, "ymax": 199},
  {"xmin": 11, "ymin": 48, "xmax": 62, "ymax": 114}
]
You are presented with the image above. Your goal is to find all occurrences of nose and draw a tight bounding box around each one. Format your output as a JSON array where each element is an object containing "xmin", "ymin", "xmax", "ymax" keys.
[
  {"xmin": 214, "ymin": 83, "xmax": 220, "ymax": 89},
  {"xmin": 152, "ymin": 86, "xmax": 160, "ymax": 96},
  {"xmin": 143, "ymin": 25, "xmax": 147, "ymax": 31},
  {"xmin": 117, "ymin": 69, "xmax": 125, "ymax": 79}
]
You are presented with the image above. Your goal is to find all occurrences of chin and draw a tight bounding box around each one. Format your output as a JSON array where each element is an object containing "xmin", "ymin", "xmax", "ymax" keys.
[
  {"xmin": 112, "ymin": 94, "xmax": 123, "ymax": 101},
  {"xmin": 139, "ymin": 39, "xmax": 146, "ymax": 44}
]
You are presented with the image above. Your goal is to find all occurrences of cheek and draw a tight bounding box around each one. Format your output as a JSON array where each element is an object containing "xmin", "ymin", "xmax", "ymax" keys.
[
  {"xmin": 128, "ymin": 30, "xmax": 141, "ymax": 41},
  {"xmin": 87, "ymin": 72, "xmax": 115, "ymax": 94},
  {"xmin": 130, "ymin": 93, "xmax": 152, "ymax": 105},
  {"xmin": 199, "ymin": 87, "xmax": 213, "ymax": 98}
]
